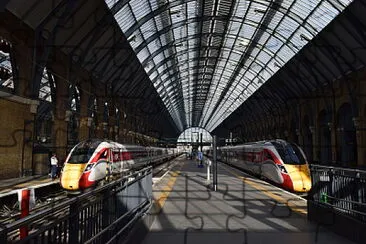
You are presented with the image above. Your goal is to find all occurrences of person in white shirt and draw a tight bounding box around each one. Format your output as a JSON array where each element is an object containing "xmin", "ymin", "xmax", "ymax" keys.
[{"xmin": 50, "ymin": 153, "xmax": 58, "ymax": 180}]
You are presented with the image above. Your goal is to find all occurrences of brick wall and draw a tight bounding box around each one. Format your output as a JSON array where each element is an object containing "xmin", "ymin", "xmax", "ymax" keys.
[{"xmin": 0, "ymin": 97, "xmax": 34, "ymax": 179}]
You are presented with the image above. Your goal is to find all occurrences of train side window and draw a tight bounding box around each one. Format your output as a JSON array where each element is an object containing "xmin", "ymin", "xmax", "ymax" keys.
[
  {"xmin": 99, "ymin": 150, "xmax": 108, "ymax": 160},
  {"xmin": 264, "ymin": 151, "xmax": 273, "ymax": 161},
  {"xmin": 240, "ymin": 152, "xmax": 245, "ymax": 161},
  {"xmin": 112, "ymin": 151, "xmax": 119, "ymax": 162}
]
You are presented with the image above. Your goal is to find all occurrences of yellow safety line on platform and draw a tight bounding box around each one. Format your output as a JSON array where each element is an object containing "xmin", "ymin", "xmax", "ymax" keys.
[
  {"xmin": 221, "ymin": 164, "xmax": 307, "ymax": 215},
  {"xmin": 154, "ymin": 164, "xmax": 183, "ymax": 212}
]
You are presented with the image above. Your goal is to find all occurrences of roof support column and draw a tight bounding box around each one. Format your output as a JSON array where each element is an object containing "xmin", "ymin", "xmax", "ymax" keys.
[
  {"xmin": 310, "ymin": 125, "xmax": 318, "ymax": 163},
  {"xmin": 329, "ymin": 121, "xmax": 337, "ymax": 164},
  {"xmin": 78, "ymin": 81, "xmax": 91, "ymax": 141},
  {"xmin": 354, "ymin": 77, "xmax": 366, "ymax": 166},
  {"xmin": 95, "ymin": 90, "xmax": 107, "ymax": 140},
  {"xmin": 354, "ymin": 117, "xmax": 366, "ymax": 167},
  {"xmin": 108, "ymin": 101, "xmax": 116, "ymax": 141},
  {"xmin": 51, "ymin": 61, "xmax": 69, "ymax": 159},
  {"xmin": 12, "ymin": 42, "xmax": 33, "ymax": 98}
]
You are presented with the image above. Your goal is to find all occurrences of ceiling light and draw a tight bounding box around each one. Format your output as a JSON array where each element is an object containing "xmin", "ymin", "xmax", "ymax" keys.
[
  {"xmin": 127, "ymin": 35, "xmax": 136, "ymax": 42},
  {"xmin": 300, "ymin": 34, "xmax": 310, "ymax": 42},
  {"xmin": 254, "ymin": 9, "xmax": 266, "ymax": 14},
  {"xmin": 170, "ymin": 10, "xmax": 181, "ymax": 15},
  {"xmin": 238, "ymin": 39, "xmax": 249, "ymax": 47}
]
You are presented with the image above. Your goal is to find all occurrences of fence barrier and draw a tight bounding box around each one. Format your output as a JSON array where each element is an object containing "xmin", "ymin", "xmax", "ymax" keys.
[
  {"xmin": 309, "ymin": 164, "xmax": 366, "ymax": 223},
  {"xmin": 0, "ymin": 167, "xmax": 152, "ymax": 244},
  {"xmin": 308, "ymin": 164, "xmax": 366, "ymax": 244}
]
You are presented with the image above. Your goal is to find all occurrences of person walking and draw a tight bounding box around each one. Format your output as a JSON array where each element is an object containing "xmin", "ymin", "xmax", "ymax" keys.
[{"xmin": 50, "ymin": 153, "xmax": 58, "ymax": 180}]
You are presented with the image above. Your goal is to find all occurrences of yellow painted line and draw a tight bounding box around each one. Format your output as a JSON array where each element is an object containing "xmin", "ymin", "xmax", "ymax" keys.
[
  {"xmin": 221, "ymin": 164, "xmax": 307, "ymax": 215},
  {"xmin": 154, "ymin": 164, "xmax": 183, "ymax": 211}
]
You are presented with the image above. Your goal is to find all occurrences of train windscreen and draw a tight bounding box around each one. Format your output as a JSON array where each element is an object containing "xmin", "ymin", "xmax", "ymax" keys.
[
  {"xmin": 68, "ymin": 140, "xmax": 101, "ymax": 164},
  {"xmin": 272, "ymin": 142, "xmax": 306, "ymax": 165}
]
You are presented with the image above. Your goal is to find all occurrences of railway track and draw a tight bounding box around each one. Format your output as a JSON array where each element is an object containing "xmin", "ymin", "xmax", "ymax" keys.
[
  {"xmin": 222, "ymin": 160, "xmax": 309, "ymax": 199},
  {"xmin": 0, "ymin": 156, "xmax": 180, "ymax": 227}
]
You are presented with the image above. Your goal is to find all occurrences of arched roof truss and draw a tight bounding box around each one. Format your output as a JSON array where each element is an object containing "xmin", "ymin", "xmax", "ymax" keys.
[{"xmin": 106, "ymin": 0, "xmax": 353, "ymax": 132}]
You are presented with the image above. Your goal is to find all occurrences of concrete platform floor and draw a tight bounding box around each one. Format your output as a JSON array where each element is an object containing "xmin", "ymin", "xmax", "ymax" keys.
[
  {"xmin": 0, "ymin": 175, "xmax": 57, "ymax": 198},
  {"xmin": 143, "ymin": 158, "xmax": 355, "ymax": 244}
]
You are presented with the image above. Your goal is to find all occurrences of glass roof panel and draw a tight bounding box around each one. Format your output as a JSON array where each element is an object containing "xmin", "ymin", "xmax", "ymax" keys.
[
  {"xmin": 136, "ymin": 47, "xmax": 150, "ymax": 63},
  {"xmin": 147, "ymin": 40, "xmax": 160, "ymax": 56},
  {"xmin": 149, "ymin": 0, "xmax": 162, "ymax": 11},
  {"xmin": 129, "ymin": 0, "xmax": 149, "ymax": 20},
  {"xmin": 39, "ymin": 68, "xmax": 52, "ymax": 102},
  {"xmin": 141, "ymin": 19, "xmax": 156, "ymax": 40},
  {"xmin": 105, "ymin": 0, "xmax": 117, "ymax": 9},
  {"xmin": 0, "ymin": 50, "xmax": 14, "ymax": 90},
  {"xmin": 106, "ymin": 0, "xmax": 354, "ymax": 133},
  {"xmin": 115, "ymin": 5, "xmax": 134, "ymax": 32}
]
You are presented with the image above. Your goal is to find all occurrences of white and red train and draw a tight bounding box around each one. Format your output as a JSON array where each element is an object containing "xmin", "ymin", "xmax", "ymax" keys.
[
  {"xmin": 60, "ymin": 139, "xmax": 179, "ymax": 192},
  {"xmin": 208, "ymin": 139, "xmax": 311, "ymax": 193}
]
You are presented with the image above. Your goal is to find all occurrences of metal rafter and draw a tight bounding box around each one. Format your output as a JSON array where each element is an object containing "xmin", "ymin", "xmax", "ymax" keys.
[{"xmin": 85, "ymin": 0, "xmax": 358, "ymax": 134}]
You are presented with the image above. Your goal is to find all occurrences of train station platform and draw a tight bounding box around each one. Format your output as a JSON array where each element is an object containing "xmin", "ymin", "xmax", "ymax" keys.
[
  {"xmin": 142, "ymin": 159, "xmax": 355, "ymax": 244},
  {"xmin": 0, "ymin": 175, "xmax": 57, "ymax": 197},
  {"xmin": 0, "ymin": 175, "xmax": 55, "ymax": 195}
]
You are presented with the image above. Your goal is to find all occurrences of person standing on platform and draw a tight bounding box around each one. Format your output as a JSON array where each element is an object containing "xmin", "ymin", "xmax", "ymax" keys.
[
  {"xmin": 50, "ymin": 153, "xmax": 58, "ymax": 180},
  {"xmin": 197, "ymin": 151, "xmax": 203, "ymax": 168}
]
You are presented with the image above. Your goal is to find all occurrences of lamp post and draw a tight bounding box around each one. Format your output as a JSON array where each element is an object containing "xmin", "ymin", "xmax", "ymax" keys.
[{"xmin": 212, "ymin": 135, "xmax": 217, "ymax": 191}]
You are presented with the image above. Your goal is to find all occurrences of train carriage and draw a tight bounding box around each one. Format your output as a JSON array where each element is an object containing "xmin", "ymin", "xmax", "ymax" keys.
[
  {"xmin": 209, "ymin": 139, "xmax": 311, "ymax": 193},
  {"xmin": 60, "ymin": 139, "xmax": 178, "ymax": 192}
]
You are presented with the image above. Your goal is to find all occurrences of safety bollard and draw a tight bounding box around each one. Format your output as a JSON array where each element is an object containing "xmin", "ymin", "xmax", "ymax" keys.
[
  {"xmin": 19, "ymin": 189, "xmax": 30, "ymax": 239},
  {"xmin": 18, "ymin": 188, "xmax": 35, "ymax": 240},
  {"xmin": 206, "ymin": 159, "xmax": 211, "ymax": 183}
]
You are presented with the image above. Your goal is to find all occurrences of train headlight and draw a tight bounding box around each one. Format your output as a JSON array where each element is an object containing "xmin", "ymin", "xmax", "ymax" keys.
[
  {"xmin": 278, "ymin": 165, "xmax": 288, "ymax": 174},
  {"xmin": 84, "ymin": 164, "xmax": 93, "ymax": 172}
]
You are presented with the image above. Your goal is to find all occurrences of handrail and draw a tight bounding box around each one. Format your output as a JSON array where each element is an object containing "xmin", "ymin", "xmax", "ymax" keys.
[
  {"xmin": 0, "ymin": 166, "xmax": 151, "ymax": 232},
  {"xmin": 0, "ymin": 166, "xmax": 153, "ymax": 243},
  {"xmin": 310, "ymin": 164, "xmax": 366, "ymax": 223},
  {"xmin": 310, "ymin": 164, "xmax": 366, "ymax": 174},
  {"xmin": 84, "ymin": 200, "xmax": 150, "ymax": 244}
]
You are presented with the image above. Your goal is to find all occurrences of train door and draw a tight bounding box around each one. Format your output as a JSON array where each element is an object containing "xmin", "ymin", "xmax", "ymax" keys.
[
  {"xmin": 110, "ymin": 148, "xmax": 120, "ymax": 174},
  {"xmin": 106, "ymin": 148, "xmax": 112, "ymax": 175},
  {"xmin": 250, "ymin": 149, "xmax": 260, "ymax": 174},
  {"xmin": 91, "ymin": 148, "xmax": 109, "ymax": 181}
]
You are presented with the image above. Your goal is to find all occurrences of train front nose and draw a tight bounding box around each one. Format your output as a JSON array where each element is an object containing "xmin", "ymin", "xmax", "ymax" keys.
[
  {"xmin": 60, "ymin": 163, "xmax": 87, "ymax": 190},
  {"xmin": 287, "ymin": 165, "xmax": 312, "ymax": 192}
]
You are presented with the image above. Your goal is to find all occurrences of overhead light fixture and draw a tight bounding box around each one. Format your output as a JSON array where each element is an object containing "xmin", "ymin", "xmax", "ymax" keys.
[
  {"xmin": 254, "ymin": 9, "xmax": 266, "ymax": 14},
  {"xmin": 175, "ymin": 43, "xmax": 183, "ymax": 47},
  {"xmin": 238, "ymin": 39, "xmax": 249, "ymax": 47},
  {"xmin": 300, "ymin": 34, "xmax": 310, "ymax": 42},
  {"xmin": 145, "ymin": 62, "xmax": 152, "ymax": 68},
  {"xmin": 127, "ymin": 35, "xmax": 136, "ymax": 42},
  {"xmin": 170, "ymin": 9, "xmax": 181, "ymax": 16}
]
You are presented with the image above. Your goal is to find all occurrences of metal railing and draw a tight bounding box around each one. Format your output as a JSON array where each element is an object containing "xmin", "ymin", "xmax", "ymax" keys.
[
  {"xmin": 309, "ymin": 164, "xmax": 366, "ymax": 223},
  {"xmin": 0, "ymin": 167, "xmax": 153, "ymax": 243}
]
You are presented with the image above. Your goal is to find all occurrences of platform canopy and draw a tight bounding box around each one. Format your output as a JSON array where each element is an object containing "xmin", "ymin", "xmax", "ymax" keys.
[{"xmin": 105, "ymin": 0, "xmax": 353, "ymax": 132}]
